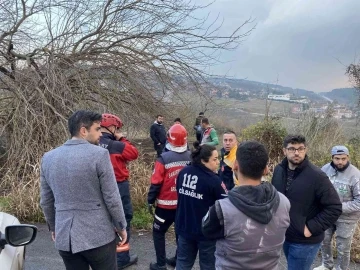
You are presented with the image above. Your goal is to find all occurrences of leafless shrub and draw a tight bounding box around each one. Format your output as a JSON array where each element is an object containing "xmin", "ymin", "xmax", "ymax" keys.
[
  {"xmin": 0, "ymin": 0, "xmax": 253, "ymax": 217},
  {"xmin": 286, "ymin": 110, "xmax": 346, "ymax": 165},
  {"xmin": 128, "ymin": 151, "xmax": 153, "ymax": 210},
  {"xmin": 346, "ymin": 63, "xmax": 360, "ymax": 107}
]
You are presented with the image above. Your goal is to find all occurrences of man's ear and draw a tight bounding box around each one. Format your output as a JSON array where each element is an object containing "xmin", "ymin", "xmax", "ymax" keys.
[
  {"xmin": 283, "ymin": 148, "xmax": 287, "ymax": 156},
  {"xmin": 233, "ymin": 160, "xmax": 239, "ymax": 171},
  {"xmin": 79, "ymin": 126, "xmax": 87, "ymax": 138},
  {"xmin": 263, "ymin": 165, "xmax": 270, "ymax": 176}
]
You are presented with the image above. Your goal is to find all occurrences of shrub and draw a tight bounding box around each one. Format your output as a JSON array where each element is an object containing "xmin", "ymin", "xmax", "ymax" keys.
[
  {"xmin": 129, "ymin": 151, "xmax": 153, "ymax": 211},
  {"xmin": 288, "ymin": 111, "xmax": 346, "ymax": 166},
  {"xmin": 241, "ymin": 117, "xmax": 287, "ymax": 163},
  {"xmin": 132, "ymin": 206, "xmax": 153, "ymax": 230},
  {"xmin": 1, "ymin": 164, "xmax": 44, "ymax": 222}
]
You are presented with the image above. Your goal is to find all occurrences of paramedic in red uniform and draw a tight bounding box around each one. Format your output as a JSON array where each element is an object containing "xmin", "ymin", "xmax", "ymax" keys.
[
  {"xmin": 147, "ymin": 124, "xmax": 191, "ymax": 270},
  {"xmin": 99, "ymin": 113, "xmax": 139, "ymax": 269}
]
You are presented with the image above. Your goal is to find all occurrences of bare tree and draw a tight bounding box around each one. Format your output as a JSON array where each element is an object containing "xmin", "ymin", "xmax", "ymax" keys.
[
  {"xmin": 346, "ymin": 62, "xmax": 360, "ymax": 106},
  {"xmin": 0, "ymin": 0, "xmax": 253, "ymax": 186}
]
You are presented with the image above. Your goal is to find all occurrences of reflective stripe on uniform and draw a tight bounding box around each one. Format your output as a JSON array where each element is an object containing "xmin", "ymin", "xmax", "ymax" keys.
[
  {"xmin": 155, "ymin": 214, "xmax": 165, "ymax": 223},
  {"xmin": 156, "ymin": 199, "xmax": 178, "ymax": 205}
]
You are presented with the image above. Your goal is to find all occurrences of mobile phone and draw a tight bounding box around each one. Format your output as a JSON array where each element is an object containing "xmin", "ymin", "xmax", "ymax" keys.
[{"xmin": 115, "ymin": 232, "xmax": 122, "ymax": 244}]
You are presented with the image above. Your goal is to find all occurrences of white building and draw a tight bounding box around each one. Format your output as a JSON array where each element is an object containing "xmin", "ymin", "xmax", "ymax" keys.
[{"xmin": 268, "ymin": 94, "xmax": 291, "ymax": 101}]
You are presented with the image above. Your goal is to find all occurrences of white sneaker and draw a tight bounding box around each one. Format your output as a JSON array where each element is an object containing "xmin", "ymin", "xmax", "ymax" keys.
[{"xmin": 313, "ymin": 265, "xmax": 330, "ymax": 270}]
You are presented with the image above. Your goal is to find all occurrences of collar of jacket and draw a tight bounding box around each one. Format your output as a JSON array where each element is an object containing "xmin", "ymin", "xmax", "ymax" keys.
[
  {"xmin": 101, "ymin": 132, "xmax": 116, "ymax": 140},
  {"xmin": 279, "ymin": 155, "xmax": 310, "ymax": 177},
  {"xmin": 64, "ymin": 139, "xmax": 90, "ymax": 145},
  {"xmin": 330, "ymin": 161, "xmax": 350, "ymax": 172},
  {"xmin": 193, "ymin": 163, "xmax": 217, "ymax": 176}
]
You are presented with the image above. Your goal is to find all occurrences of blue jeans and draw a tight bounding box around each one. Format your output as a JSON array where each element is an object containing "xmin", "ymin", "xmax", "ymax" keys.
[
  {"xmin": 116, "ymin": 181, "xmax": 133, "ymax": 266},
  {"xmin": 176, "ymin": 235, "xmax": 216, "ymax": 270},
  {"xmin": 283, "ymin": 240, "xmax": 321, "ymax": 270}
]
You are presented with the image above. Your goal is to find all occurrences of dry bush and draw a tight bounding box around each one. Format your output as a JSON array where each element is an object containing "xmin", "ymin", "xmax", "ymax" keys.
[
  {"xmin": 1, "ymin": 164, "xmax": 43, "ymax": 222},
  {"xmin": 346, "ymin": 63, "xmax": 360, "ymax": 106},
  {"xmin": 128, "ymin": 151, "xmax": 153, "ymax": 211},
  {"xmin": 351, "ymin": 222, "xmax": 360, "ymax": 262},
  {"xmin": 286, "ymin": 111, "xmax": 346, "ymax": 166}
]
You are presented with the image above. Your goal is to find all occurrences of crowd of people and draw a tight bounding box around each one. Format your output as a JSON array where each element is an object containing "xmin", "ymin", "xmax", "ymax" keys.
[{"xmin": 40, "ymin": 110, "xmax": 360, "ymax": 270}]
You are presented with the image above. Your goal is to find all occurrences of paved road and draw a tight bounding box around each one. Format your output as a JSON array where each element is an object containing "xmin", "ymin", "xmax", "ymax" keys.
[
  {"xmin": 25, "ymin": 224, "xmax": 360, "ymax": 270},
  {"xmin": 25, "ymin": 223, "xmax": 179, "ymax": 270}
]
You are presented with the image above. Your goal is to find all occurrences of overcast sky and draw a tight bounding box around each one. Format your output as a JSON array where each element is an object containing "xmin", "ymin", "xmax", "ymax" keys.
[{"xmin": 197, "ymin": 0, "xmax": 360, "ymax": 92}]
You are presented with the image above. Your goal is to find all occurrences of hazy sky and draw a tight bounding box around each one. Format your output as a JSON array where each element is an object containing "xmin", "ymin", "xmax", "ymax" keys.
[{"xmin": 197, "ymin": 0, "xmax": 360, "ymax": 92}]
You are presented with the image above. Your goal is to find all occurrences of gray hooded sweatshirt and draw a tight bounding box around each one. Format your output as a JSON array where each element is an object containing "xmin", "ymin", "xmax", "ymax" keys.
[
  {"xmin": 203, "ymin": 182, "xmax": 290, "ymax": 270},
  {"xmin": 322, "ymin": 162, "xmax": 360, "ymax": 223}
]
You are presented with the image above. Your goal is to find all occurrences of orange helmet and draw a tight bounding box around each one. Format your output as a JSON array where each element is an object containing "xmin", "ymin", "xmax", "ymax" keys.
[
  {"xmin": 100, "ymin": 113, "xmax": 123, "ymax": 128},
  {"xmin": 167, "ymin": 124, "xmax": 187, "ymax": 147}
]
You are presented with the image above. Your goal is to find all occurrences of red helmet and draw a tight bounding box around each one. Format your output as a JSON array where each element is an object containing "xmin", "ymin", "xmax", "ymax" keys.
[
  {"xmin": 167, "ymin": 124, "xmax": 187, "ymax": 147},
  {"xmin": 100, "ymin": 113, "xmax": 123, "ymax": 128}
]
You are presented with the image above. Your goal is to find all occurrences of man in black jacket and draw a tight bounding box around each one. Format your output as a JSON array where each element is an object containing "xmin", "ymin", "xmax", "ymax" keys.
[
  {"xmin": 272, "ymin": 135, "xmax": 342, "ymax": 270},
  {"xmin": 150, "ymin": 115, "xmax": 167, "ymax": 157}
]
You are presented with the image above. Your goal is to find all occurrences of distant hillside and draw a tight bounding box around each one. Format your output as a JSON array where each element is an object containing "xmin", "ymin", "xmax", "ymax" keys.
[
  {"xmin": 320, "ymin": 88, "xmax": 358, "ymax": 105},
  {"xmin": 208, "ymin": 78, "xmax": 357, "ymax": 105}
]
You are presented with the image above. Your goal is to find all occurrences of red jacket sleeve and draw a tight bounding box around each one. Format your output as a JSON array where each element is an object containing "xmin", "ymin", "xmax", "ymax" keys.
[
  {"xmin": 151, "ymin": 159, "xmax": 166, "ymax": 185},
  {"xmin": 119, "ymin": 138, "xmax": 139, "ymax": 161}
]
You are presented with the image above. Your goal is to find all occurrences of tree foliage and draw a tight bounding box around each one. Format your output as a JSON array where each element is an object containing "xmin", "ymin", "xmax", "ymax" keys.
[{"xmin": 241, "ymin": 118, "xmax": 287, "ymax": 162}]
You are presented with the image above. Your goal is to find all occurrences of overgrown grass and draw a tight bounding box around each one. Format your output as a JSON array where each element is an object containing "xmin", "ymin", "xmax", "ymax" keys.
[
  {"xmin": 129, "ymin": 151, "xmax": 153, "ymax": 210},
  {"xmin": 128, "ymin": 151, "xmax": 154, "ymax": 229},
  {"xmin": 132, "ymin": 206, "xmax": 153, "ymax": 230},
  {"xmin": 0, "ymin": 164, "xmax": 44, "ymax": 222}
]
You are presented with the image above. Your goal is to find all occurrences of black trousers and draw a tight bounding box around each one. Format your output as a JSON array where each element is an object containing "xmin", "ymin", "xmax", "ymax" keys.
[
  {"xmin": 154, "ymin": 143, "xmax": 165, "ymax": 157},
  {"xmin": 59, "ymin": 239, "xmax": 117, "ymax": 270},
  {"xmin": 153, "ymin": 207, "xmax": 177, "ymax": 266}
]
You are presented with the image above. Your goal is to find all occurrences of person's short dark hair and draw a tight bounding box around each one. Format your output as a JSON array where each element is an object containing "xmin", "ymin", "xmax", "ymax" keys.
[
  {"xmin": 223, "ymin": 130, "xmax": 237, "ymax": 136},
  {"xmin": 191, "ymin": 141, "xmax": 216, "ymax": 164},
  {"xmin": 156, "ymin": 114, "xmax": 163, "ymax": 118},
  {"xmin": 68, "ymin": 110, "xmax": 102, "ymax": 137},
  {"xmin": 199, "ymin": 112, "xmax": 204, "ymax": 116},
  {"xmin": 283, "ymin": 134, "xmax": 306, "ymax": 148},
  {"xmin": 201, "ymin": 118, "xmax": 209, "ymax": 124},
  {"xmin": 174, "ymin": 118, "xmax": 181, "ymax": 123},
  {"xmin": 236, "ymin": 141, "xmax": 268, "ymax": 179}
]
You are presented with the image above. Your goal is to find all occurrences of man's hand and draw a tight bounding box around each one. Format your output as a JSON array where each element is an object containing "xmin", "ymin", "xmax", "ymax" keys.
[
  {"xmin": 304, "ymin": 225, "xmax": 312, "ymax": 237},
  {"xmin": 51, "ymin": 231, "xmax": 55, "ymax": 242},
  {"xmin": 148, "ymin": 204, "xmax": 155, "ymax": 215},
  {"xmin": 116, "ymin": 229, "xmax": 127, "ymax": 246},
  {"xmin": 115, "ymin": 131, "xmax": 124, "ymax": 141}
]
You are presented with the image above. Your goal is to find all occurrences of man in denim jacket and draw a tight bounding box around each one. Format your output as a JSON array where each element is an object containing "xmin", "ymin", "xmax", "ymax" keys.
[{"xmin": 314, "ymin": 146, "xmax": 360, "ymax": 270}]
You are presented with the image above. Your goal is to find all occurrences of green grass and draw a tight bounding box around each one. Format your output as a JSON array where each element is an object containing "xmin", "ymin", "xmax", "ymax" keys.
[
  {"xmin": 0, "ymin": 196, "xmax": 10, "ymax": 212},
  {"xmin": 132, "ymin": 206, "xmax": 153, "ymax": 230}
]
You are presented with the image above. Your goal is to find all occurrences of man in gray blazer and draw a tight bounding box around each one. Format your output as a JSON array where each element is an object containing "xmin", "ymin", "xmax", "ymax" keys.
[{"xmin": 40, "ymin": 110, "xmax": 127, "ymax": 270}]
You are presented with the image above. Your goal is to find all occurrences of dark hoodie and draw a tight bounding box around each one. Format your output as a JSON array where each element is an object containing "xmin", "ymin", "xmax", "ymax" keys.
[{"xmin": 202, "ymin": 182, "xmax": 291, "ymax": 270}]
